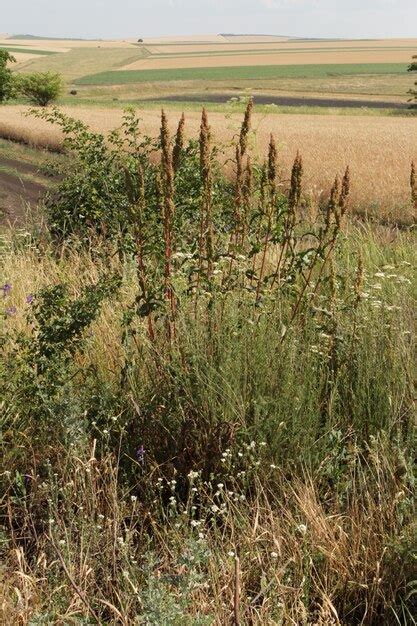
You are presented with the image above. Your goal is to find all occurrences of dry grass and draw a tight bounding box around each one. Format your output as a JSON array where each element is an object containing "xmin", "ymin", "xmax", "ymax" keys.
[
  {"xmin": 7, "ymin": 52, "xmax": 43, "ymax": 65},
  {"xmin": 0, "ymin": 427, "xmax": 413, "ymax": 624},
  {"xmin": 0, "ymin": 104, "xmax": 415, "ymax": 222},
  {"xmin": 0, "ymin": 37, "xmax": 138, "ymax": 51}
]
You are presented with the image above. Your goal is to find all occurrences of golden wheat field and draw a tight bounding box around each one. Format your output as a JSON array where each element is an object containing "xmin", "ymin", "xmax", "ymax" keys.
[{"xmin": 0, "ymin": 104, "xmax": 415, "ymax": 221}]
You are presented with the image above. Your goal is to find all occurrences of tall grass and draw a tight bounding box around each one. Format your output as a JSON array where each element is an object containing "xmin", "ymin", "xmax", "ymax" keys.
[{"xmin": 0, "ymin": 103, "xmax": 416, "ymax": 624}]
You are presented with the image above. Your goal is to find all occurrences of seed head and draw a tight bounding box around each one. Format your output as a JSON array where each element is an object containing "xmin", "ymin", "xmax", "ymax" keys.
[
  {"xmin": 173, "ymin": 112, "xmax": 185, "ymax": 173},
  {"xmin": 289, "ymin": 151, "xmax": 303, "ymax": 210},
  {"xmin": 411, "ymin": 161, "xmax": 417, "ymax": 210},
  {"xmin": 339, "ymin": 166, "xmax": 350, "ymax": 216},
  {"xmin": 268, "ymin": 134, "xmax": 278, "ymax": 188},
  {"xmin": 199, "ymin": 108, "xmax": 211, "ymax": 182},
  {"xmin": 239, "ymin": 97, "xmax": 253, "ymax": 157}
]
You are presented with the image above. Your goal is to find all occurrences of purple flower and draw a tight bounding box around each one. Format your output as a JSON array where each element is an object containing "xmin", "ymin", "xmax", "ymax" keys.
[
  {"xmin": 26, "ymin": 294, "xmax": 34, "ymax": 304},
  {"xmin": 5, "ymin": 306, "xmax": 17, "ymax": 316},
  {"xmin": 136, "ymin": 445, "xmax": 145, "ymax": 464},
  {"xmin": 1, "ymin": 283, "xmax": 12, "ymax": 297}
]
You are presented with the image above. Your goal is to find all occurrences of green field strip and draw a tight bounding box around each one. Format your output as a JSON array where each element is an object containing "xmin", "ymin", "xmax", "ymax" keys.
[
  {"xmin": 76, "ymin": 63, "xmax": 407, "ymax": 86},
  {"xmin": 0, "ymin": 46, "xmax": 58, "ymax": 56}
]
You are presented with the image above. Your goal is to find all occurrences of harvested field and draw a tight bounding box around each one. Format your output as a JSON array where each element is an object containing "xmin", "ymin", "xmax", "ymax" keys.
[
  {"xmin": 0, "ymin": 104, "xmax": 415, "ymax": 223},
  {"xmin": 6, "ymin": 52, "xmax": 46, "ymax": 65},
  {"xmin": 0, "ymin": 37, "xmax": 138, "ymax": 51},
  {"xmin": 12, "ymin": 47, "xmax": 150, "ymax": 81},
  {"xmin": 143, "ymin": 39, "xmax": 417, "ymax": 55},
  {"xmin": 121, "ymin": 49, "xmax": 414, "ymax": 72}
]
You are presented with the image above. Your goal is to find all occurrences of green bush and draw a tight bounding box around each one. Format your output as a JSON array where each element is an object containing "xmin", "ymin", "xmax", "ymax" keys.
[
  {"xmin": 408, "ymin": 54, "xmax": 417, "ymax": 107},
  {"xmin": 0, "ymin": 49, "xmax": 16, "ymax": 103},
  {"xmin": 17, "ymin": 71, "xmax": 63, "ymax": 106}
]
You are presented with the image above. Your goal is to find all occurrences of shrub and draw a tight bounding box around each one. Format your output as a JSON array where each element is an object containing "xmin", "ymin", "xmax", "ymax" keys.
[
  {"xmin": 0, "ymin": 49, "xmax": 16, "ymax": 103},
  {"xmin": 17, "ymin": 71, "xmax": 63, "ymax": 106},
  {"xmin": 408, "ymin": 54, "xmax": 417, "ymax": 107}
]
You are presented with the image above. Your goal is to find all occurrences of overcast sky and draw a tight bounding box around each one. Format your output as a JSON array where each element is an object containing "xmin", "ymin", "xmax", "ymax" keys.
[{"xmin": 2, "ymin": 0, "xmax": 417, "ymax": 40}]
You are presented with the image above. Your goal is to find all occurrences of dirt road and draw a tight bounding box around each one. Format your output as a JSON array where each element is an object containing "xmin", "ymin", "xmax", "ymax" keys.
[{"xmin": 0, "ymin": 156, "xmax": 48, "ymax": 225}]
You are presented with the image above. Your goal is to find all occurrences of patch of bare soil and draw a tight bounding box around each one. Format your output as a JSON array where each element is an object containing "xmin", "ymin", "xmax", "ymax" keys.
[
  {"xmin": 0, "ymin": 156, "xmax": 48, "ymax": 225},
  {"xmin": 149, "ymin": 93, "xmax": 408, "ymax": 109}
]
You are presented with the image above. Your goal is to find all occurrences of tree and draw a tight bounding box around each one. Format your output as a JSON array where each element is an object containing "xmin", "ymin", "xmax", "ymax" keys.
[
  {"xmin": 0, "ymin": 49, "xmax": 16, "ymax": 103},
  {"xmin": 408, "ymin": 55, "xmax": 417, "ymax": 108},
  {"xmin": 17, "ymin": 71, "xmax": 63, "ymax": 107}
]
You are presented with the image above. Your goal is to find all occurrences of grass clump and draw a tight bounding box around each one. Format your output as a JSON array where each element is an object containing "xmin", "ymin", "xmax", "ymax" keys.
[{"xmin": 0, "ymin": 102, "xmax": 416, "ymax": 624}]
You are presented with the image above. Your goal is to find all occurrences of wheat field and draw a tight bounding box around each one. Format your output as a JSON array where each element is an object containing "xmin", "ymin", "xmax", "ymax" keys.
[{"xmin": 0, "ymin": 104, "xmax": 415, "ymax": 221}]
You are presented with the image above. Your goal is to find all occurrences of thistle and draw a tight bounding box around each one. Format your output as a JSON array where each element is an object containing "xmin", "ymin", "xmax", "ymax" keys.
[
  {"xmin": 239, "ymin": 97, "xmax": 253, "ymax": 157},
  {"xmin": 173, "ymin": 112, "xmax": 185, "ymax": 173}
]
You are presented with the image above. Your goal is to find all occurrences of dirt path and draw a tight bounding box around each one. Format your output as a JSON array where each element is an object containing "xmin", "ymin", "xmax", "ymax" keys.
[
  {"xmin": 0, "ymin": 157, "xmax": 48, "ymax": 225},
  {"xmin": 0, "ymin": 155, "xmax": 45, "ymax": 177},
  {"xmin": 149, "ymin": 93, "xmax": 408, "ymax": 110}
]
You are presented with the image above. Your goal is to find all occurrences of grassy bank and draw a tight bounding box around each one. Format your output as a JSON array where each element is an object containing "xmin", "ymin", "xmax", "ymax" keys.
[{"xmin": 1, "ymin": 104, "xmax": 416, "ymax": 624}]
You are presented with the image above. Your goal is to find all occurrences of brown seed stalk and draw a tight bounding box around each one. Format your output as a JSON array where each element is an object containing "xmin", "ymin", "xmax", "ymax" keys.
[
  {"xmin": 268, "ymin": 133, "xmax": 278, "ymax": 190},
  {"xmin": 289, "ymin": 151, "xmax": 303, "ymax": 211},
  {"xmin": 199, "ymin": 108, "xmax": 213, "ymax": 278},
  {"xmin": 411, "ymin": 161, "xmax": 417, "ymax": 211},
  {"xmin": 173, "ymin": 112, "xmax": 185, "ymax": 173},
  {"xmin": 239, "ymin": 97, "xmax": 253, "ymax": 157}
]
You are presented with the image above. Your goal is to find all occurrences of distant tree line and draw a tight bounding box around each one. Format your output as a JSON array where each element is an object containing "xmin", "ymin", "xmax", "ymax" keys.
[
  {"xmin": 408, "ymin": 55, "xmax": 417, "ymax": 107},
  {"xmin": 0, "ymin": 49, "xmax": 63, "ymax": 106}
]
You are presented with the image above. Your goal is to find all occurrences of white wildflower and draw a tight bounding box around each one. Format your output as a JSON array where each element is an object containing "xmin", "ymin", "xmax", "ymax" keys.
[{"xmin": 296, "ymin": 524, "xmax": 307, "ymax": 535}]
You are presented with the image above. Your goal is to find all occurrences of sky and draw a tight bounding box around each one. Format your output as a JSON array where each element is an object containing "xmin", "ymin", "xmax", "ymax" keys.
[{"xmin": 2, "ymin": 0, "xmax": 417, "ymax": 40}]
